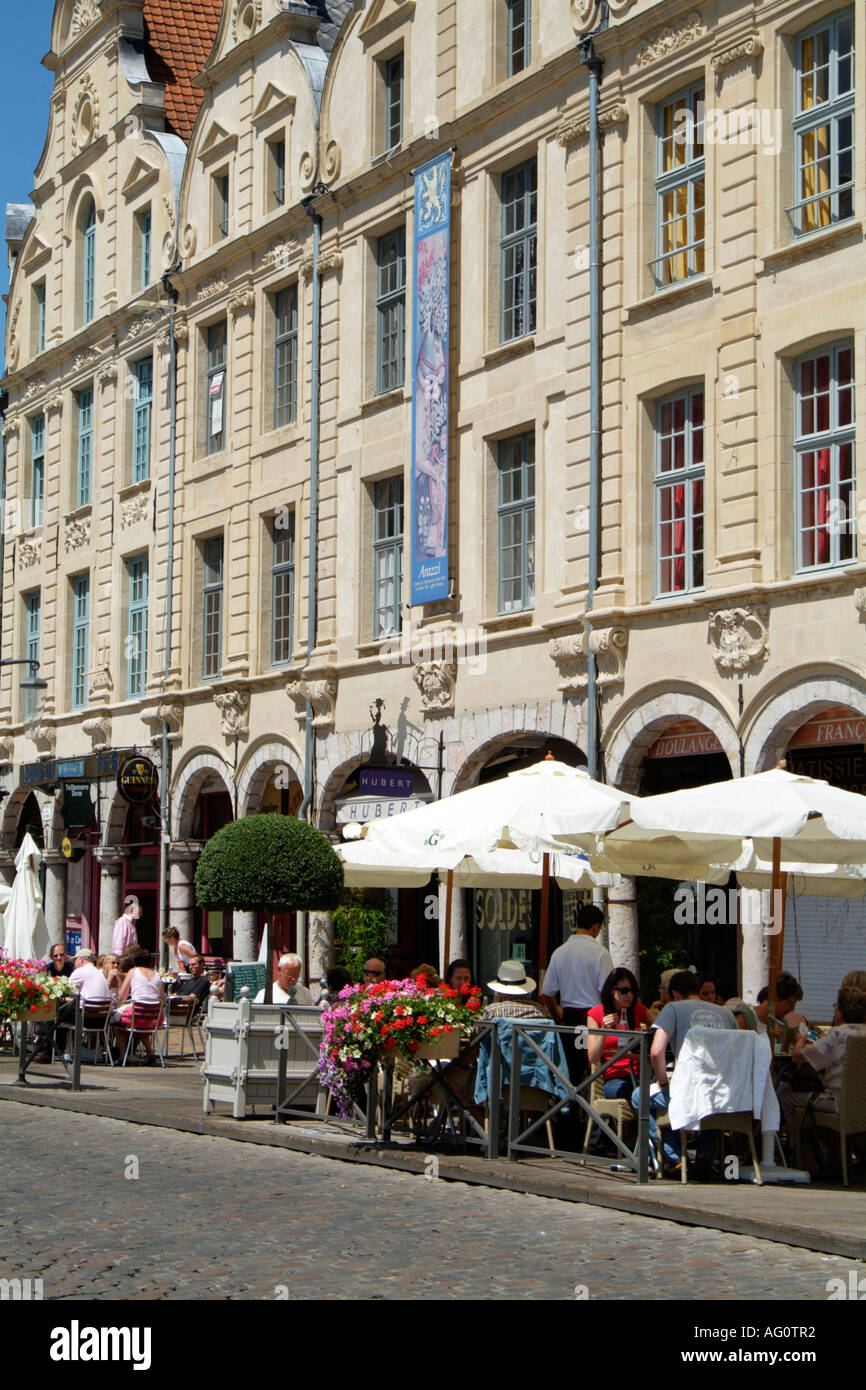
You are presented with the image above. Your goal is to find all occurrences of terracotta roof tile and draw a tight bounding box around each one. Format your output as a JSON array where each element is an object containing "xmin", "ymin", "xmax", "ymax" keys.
[{"xmin": 142, "ymin": 0, "xmax": 223, "ymax": 143}]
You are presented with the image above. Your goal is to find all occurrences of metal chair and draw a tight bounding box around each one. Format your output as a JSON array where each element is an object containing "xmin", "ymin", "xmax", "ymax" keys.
[
  {"xmin": 793, "ymin": 1034, "xmax": 866, "ymax": 1187},
  {"xmin": 162, "ymin": 995, "xmax": 200, "ymax": 1060},
  {"xmin": 80, "ymin": 1000, "xmax": 114, "ymax": 1065},
  {"xmin": 117, "ymin": 1002, "xmax": 166, "ymax": 1067}
]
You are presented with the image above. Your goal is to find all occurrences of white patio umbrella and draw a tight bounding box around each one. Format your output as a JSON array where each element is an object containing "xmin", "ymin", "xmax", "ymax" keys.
[
  {"xmin": 351, "ymin": 758, "xmax": 632, "ymax": 965},
  {"xmin": 339, "ymin": 842, "xmax": 610, "ymax": 891},
  {"xmin": 0, "ymin": 833, "xmax": 49, "ymax": 962}
]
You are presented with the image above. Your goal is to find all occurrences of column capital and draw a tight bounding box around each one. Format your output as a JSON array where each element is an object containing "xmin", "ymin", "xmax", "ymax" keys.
[
  {"xmin": 42, "ymin": 849, "xmax": 70, "ymax": 867},
  {"xmin": 94, "ymin": 846, "xmax": 131, "ymax": 869},
  {"xmin": 169, "ymin": 839, "xmax": 204, "ymax": 863}
]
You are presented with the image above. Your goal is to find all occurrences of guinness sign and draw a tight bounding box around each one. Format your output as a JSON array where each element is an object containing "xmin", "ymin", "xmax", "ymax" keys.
[{"xmin": 117, "ymin": 755, "xmax": 159, "ymax": 806}]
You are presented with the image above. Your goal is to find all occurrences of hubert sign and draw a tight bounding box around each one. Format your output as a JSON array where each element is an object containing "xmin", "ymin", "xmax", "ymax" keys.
[{"xmin": 116, "ymin": 756, "xmax": 159, "ymax": 806}]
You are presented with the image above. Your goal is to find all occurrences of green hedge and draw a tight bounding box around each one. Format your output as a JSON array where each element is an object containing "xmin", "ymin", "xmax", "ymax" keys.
[{"xmin": 194, "ymin": 814, "xmax": 344, "ymax": 913}]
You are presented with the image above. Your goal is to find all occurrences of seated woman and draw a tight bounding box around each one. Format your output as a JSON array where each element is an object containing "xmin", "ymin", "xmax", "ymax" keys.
[
  {"xmin": 587, "ymin": 968, "xmax": 648, "ymax": 1100},
  {"xmin": 726, "ymin": 997, "xmax": 762, "ymax": 1033},
  {"xmin": 97, "ymin": 953, "xmax": 122, "ymax": 1003},
  {"xmin": 410, "ymin": 962, "xmax": 441, "ymax": 989},
  {"xmin": 112, "ymin": 946, "xmax": 165, "ymax": 1064},
  {"xmin": 445, "ymin": 958, "xmax": 474, "ymax": 994}
]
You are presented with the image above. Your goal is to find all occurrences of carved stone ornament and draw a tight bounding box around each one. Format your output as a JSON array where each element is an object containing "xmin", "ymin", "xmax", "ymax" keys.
[
  {"xmin": 228, "ymin": 285, "xmax": 255, "ymax": 316},
  {"xmin": 232, "ymin": 0, "xmax": 262, "ymax": 42},
  {"xmin": 285, "ymin": 668, "xmax": 338, "ymax": 729},
  {"xmin": 556, "ymin": 104, "xmax": 629, "ymax": 146},
  {"xmin": 263, "ymin": 239, "xmax": 295, "ymax": 269},
  {"xmin": 26, "ymin": 714, "xmax": 55, "ymax": 756},
  {"xmin": 550, "ymin": 625, "xmax": 628, "ymax": 693},
  {"xmin": 214, "ymin": 687, "xmax": 250, "ymax": 737},
  {"xmin": 18, "ymin": 540, "xmax": 40, "ymax": 571},
  {"xmin": 82, "ymin": 713, "xmax": 111, "ymax": 751},
  {"xmin": 2, "ymin": 416, "xmax": 20, "ymax": 439},
  {"xmin": 162, "ymin": 192, "xmax": 176, "ymax": 232},
  {"xmin": 97, "ymin": 361, "xmax": 118, "ymax": 387},
  {"xmin": 70, "ymin": 0, "xmax": 100, "ymax": 39},
  {"xmin": 120, "ymin": 493, "xmax": 149, "ymax": 530},
  {"xmin": 299, "ymin": 150, "xmax": 316, "ymax": 192},
  {"xmin": 412, "ymin": 660, "xmax": 457, "ymax": 713},
  {"xmin": 6, "ymin": 299, "xmax": 21, "ymax": 370},
  {"xmin": 140, "ymin": 702, "xmax": 184, "ymax": 744},
  {"xmin": 323, "ymin": 140, "xmax": 342, "ymax": 182},
  {"xmin": 180, "ymin": 224, "xmax": 197, "ymax": 260},
  {"xmin": 71, "ymin": 77, "xmax": 100, "ymax": 153},
  {"xmin": 90, "ymin": 662, "xmax": 113, "ymax": 696},
  {"xmin": 300, "ymin": 250, "xmax": 344, "ymax": 281},
  {"xmin": 123, "ymin": 317, "xmax": 153, "ymax": 344},
  {"xmin": 73, "ymin": 347, "xmax": 98, "ymax": 372},
  {"xmin": 711, "ymin": 35, "xmax": 763, "ymax": 73},
  {"xmin": 195, "ymin": 276, "xmax": 227, "ymax": 303},
  {"xmin": 572, "ymin": 0, "xmax": 637, "ymax": 34},
  {"xmin": 25, "ymin": 378, "xmax": 46, "ymax": 400},
  {"xmin": 636, "ymin": 11, "xmax": 705, "ymax": 68},
  {"xmin": 0, "ymin": 732, "xmax": 13, "ymax": 763},
  {"xmin": 708, "ymin": 605, "xmax": 769, "ymax": 671},
  {"xmin": 65, "ymin": 517, "xmax": 90, "ymax": 552},
  {"xmin": 854, "ymin": 588, "xmax": 866, "ymax": 616},
  {"xmin": 46, "ymin": 394, "xmax": 64, "ymax": 415}
]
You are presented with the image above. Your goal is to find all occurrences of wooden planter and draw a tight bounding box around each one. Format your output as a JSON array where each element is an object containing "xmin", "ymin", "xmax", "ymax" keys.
[
  {"xmin": 7, "ymin": 1001, "xmax": 57, "ymax": 1024},
  {"xmin": 415, "ymin": 1030, "xmax": 461, "ymax": 1061}
]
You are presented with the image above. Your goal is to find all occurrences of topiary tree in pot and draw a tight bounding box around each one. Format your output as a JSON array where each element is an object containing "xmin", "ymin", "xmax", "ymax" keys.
[{"xmin": 195, "ymin": 815, "xmax": 344, "ymax": 1003}]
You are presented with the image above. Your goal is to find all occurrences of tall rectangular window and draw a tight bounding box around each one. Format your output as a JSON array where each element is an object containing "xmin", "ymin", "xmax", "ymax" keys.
[
  {"xmin": 216, "ymin": 173, "xmax": 230, "ymax": 239},
  {"xmin": 268, "ymin": 136, "xmax": 286, "ymax": 208},
  {"xmin": 655, "ymin": 388, "xmax": 705, "ymax": 595},
  {"xmin": 793, "ymin": 12, "xmax": 854, "ymax": 235},
  {"xmin": 34, "ymin": 281, "xmax": 46, "ymax": 354},
  {"xmin": 132, "ymin": 357, "xmax": 153, "ymax": 484},
  {"xmin": 498, "ymin": 432, "xmax": 535, "ymax": 613},
  {"xmin": 654, "ymin": 86, "xmax": 705, "ymax": 288},
  {"xmin": 274, "ymin": 287, "xmax": 298, "ymax": 428},
  {"xmin": 127, "ymin": 554, "xmax": 148, "ymax": 698},
  {"xmin": 76, "ymin": 387, "xmax": 93, "ymax": 508},
  {"xmin": 203, "ymin": 536, "xmax": 224, "ymax": 679},
  {"xmin": 206, "ymin": 322, "xmax": 227, "ymax": 455},
  {"xmin": 137, "ymin": 206, "xmax": 152, "ymax": 287},
  {"xmin": 373, "ymin": 477, "xmax": 403, "ymax": 638},
  {"xmin": 271, "ymin": 514, "xmax": 295, "ymax": 665},
  {"xmin": 383, "ymin": 52, "xmax": 403, "ymax": 151},
  {"xmin": 376, "ymin": 227, "xmax": 406, "ymax": 394},
  {"xmin": 795, "ymin": 344, "xmax": 855, "ymax": 570},
  {"xmin": 506, "ymin": 0, "xmax": 530, "ymax": 76},
  {"xmin": 71, "ymin": 573, "xmax": 90, "ymax": 710},
  {"xmin": 24, "ymin": 591, "xmax": 40, "ymax": 719},
  {"xmin": 83, "ymin": 202, "xmax": 96, "ymax": 324},
  {"xmin": 30, "ymin": 414, "xmax": 45, "ymax": 530},
  {"xmin": 501, "ymin": 158, "xmax": 537, "ymax": 342}
]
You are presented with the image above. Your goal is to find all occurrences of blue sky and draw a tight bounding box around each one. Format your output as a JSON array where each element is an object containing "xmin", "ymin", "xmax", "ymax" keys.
[{"xmin": 1, "ymin": 5, "xmax": 57, "ymax": 374}]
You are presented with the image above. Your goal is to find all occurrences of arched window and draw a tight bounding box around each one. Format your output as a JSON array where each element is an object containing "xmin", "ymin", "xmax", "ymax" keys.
[{"xmin": 82, "ymin": 199, "xmax": 96, "ymax": 323}]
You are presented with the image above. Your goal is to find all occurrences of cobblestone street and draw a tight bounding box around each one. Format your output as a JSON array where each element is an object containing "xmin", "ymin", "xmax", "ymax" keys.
[{"xmin": 0, "ymin": 1102, "xmax": 856, "ymax": 1301}]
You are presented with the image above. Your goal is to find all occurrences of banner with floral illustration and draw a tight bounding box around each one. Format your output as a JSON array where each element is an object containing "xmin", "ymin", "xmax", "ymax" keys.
[{"xmin": 411, "ymin": 151, "xmax": 452, "ymax": 605}]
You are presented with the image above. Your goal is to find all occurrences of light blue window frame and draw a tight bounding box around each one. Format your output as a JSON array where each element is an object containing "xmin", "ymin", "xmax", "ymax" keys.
[
  {"xmin": 30, "ymin": 414, "xmax": 44, "ymax": 529},
  {"xmin": 127, "ymin": 554, "xmax": 149, "ymax": 699},
  {"xmin": 77, "ymin": 388, "xmax": 93, "ymax": 508},
  {"xmin": 202, "ymin": 536, "xmax": 224, "ymax": 679},
  {"xmin": 373, "ymin": 477, "xmax": 403, "ymax": 639},
  {"xmin": 500, "ymin": 159, "xmax": 537, "ymax": 342},
  {"xmin": 132, "ymin": 357, "xmax": 153, "ymax": 484},
  {"xmin": 497, "ymin": 432, "xmax": 535, "ymax": 613},
  {"xmin": 71, "ymin": 573, "xmax": 90, "ymax": 710},
  {"xmin": 271, "ymin": 514, "xmax": 295, "ymax": 665},
  {"xmin": 376, "ymin": 227, "xmax": 406, "ymax": 395},
  {"xmin": 507, "ymin": 0, "xmax": 530, "ymax": 76},
  {"xmin": 791, "ymin": 11, "xmax": 855, "ymax": 236},
  {"xmin": 794, "ymin": 342, "xmax": 855, "ymax": 572},
  {"xmin": 83, "ymin": 201, "xmax": 96, "ymax": 324}
]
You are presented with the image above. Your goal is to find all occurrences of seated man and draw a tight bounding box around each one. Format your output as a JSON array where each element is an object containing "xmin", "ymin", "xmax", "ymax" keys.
[
  {"xmin": 780, "ymin": 986, "xmax": 866, "ymax": 1157},
  {"xmin": 254, "ymin": 953, "xmax": 314, "ymax": 1005},
  {"xmin": 631, "ymin": 970, "xmax": 737, "ymax": 1177},
  {"xmin": 475, "ymin": 961, "xmax": 569, "ymax": 1119},
  {"xmin": 55, "ymin": 949, "xmax": 111, "ymax": 1056},
  {"xmin": 754, "ymin": 971, "xmax": 807, "ymax": 1038},
  {"xmin": 173, "ymin": 954, "xmax": 212, "ymax": 1013}
]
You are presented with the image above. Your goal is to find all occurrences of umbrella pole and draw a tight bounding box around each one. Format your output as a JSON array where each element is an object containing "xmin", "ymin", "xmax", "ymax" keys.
[
  {"xmin": 443, "ymin": 869, "xmax": 454, "ymax": 974},
  {"xmin": 539, "ymin": 853, "xmax": 550, "ymax": 985}
]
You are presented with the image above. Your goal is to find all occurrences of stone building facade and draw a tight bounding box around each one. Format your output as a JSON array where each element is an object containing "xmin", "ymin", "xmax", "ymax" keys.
[{"xmin": 2, "ymin": 0, "xmax": 865, "ymax": 1011}]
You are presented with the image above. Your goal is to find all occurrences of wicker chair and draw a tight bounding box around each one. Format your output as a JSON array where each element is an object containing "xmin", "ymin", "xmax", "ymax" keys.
[
  {"xmin": 653, "ymin": 1106, "xmax": 762, "ymax": 1184},
  {"xmin": 583, "ymin": 1073, "xmax": 634, "ymax": 1150},
  {"xmin": 793, "ymin": 1034, "xmax": 866, "ymax": 1187}
]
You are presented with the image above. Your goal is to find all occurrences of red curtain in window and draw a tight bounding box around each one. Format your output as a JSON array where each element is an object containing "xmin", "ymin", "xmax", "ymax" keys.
[
  {"xmin": 673, "ymin": 482, "xmax": 686, "ymax": 589},
  {"xmin": 816, "ymin": 448, "xmax": 830, "ymax": 564}
]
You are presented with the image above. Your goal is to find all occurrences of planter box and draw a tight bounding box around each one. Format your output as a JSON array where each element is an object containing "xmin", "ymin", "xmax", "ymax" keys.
[
  {"xmin": 415, "ymin": 1030, "xmax": 461, "ymax": 1061},
  {"xmin": 7, "ymin": 1002, "xmax": 57, "ymax": 1024},
  {"xmin": 202, "ymin": 996, "xmax": 325, "ymax": 1120}
]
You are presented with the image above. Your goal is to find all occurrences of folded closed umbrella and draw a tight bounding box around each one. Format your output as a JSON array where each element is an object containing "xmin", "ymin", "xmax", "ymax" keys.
[{"xmin": 1, "ymin": 833, "xmax": 49, "ymax": 962}]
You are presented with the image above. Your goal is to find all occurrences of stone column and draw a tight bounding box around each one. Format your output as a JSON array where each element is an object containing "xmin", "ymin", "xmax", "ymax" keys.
[
  {"xmin": 94, "ymin": 848, "xmax": 129, "ymax": 954},
  {"xmin": 308, "ymin": 910, "xmax": 334, "ymax": 986},
  {"xmin": 740, "ymin": 887, "xmax": 771, "ymax": 1002},
  {"xmin": 606, "ymin": 875, "xmax": 639, "ymax": 978},
  {"xmin": 42, "ymin": 850, "xmax": 68, "ymax": 948},
  {"xmin": 232, "ymin": 911, "xmax": 258, "ymax": 962},
  {"xmin": 168, "ymin": 841, "xmax": 202, "ymax": 947}
]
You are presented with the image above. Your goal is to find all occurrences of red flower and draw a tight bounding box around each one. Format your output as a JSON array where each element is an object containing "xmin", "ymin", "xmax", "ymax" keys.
[
  {"xmin": 466, "ymin": 996, "xmax": 480, "ymax": 1012},
  {"xmin": 383, "ymin": 1038, "xmax": 396, "ymax": 1051},
  {"xmin": 29, "ymin": 1004, "xmax": 37, "ymax": 1012},
  {"xmin": 418, "ymin": 1016, "xmax": 428, "ymax": 1026},
  {"xmin": 443, "ymin": 1024, "xmax": 453, "ymax": 1032},
  {"xmin": 408, "ymin": 1041, "xmax": 420, "ymax": 1053},
  {"xmin": 460, "ymin": 983, "xmax": 470, "ymax": 995}
]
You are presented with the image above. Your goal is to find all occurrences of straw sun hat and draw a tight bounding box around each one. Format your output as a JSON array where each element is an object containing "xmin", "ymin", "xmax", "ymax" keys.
[{"xmin": 487, "ymin": 960, "xmax": 536, "ymax": 995}]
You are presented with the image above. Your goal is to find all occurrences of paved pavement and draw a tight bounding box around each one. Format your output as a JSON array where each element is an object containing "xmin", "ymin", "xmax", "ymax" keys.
[{"xmin": 0, "ymin": 1102, "xmax": 857, "ymax": 1301}]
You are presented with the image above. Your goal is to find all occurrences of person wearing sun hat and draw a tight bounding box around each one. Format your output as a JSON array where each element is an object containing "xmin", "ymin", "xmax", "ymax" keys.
[{"xmin": 482, "ymin": 960, "xmax": 547, "ymax": 1021}]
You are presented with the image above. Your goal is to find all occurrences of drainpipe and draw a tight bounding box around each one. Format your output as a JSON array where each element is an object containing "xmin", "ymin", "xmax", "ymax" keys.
[
  {"xmin": 158, "ymin": 265, "xmax": 180, "ymax": 968},
  {"xmin": 579, "ymin": 21, "xmax": 606, "ymax": 783}
]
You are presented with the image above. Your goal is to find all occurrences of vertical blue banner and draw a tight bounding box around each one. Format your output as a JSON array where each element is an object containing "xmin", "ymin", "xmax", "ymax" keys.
[{"xmin": 411, "ymin": 151, "xmax": 451, "ymax": 605}]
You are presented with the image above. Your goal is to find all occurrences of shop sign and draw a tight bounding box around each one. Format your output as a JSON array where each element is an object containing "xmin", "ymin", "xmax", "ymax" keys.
[
  {"xmin": 336, "ymin": 796, "xmax": 427, "ymax": 824},
  {"xmin": 358, "ymin": 768, "xmax": 415, "ymax": 797},
  {"xmin": 61, "ymin": 836, "xmax": 86, "ymax": 863},
  {"xmin": 646, "ymin": 721, "xmax": 723, "ymax": 759},
  {"xmin": 61, "ymin": 782, "xmax": 93, "ymax": 830},
  {"xmin": 117, "ymin": 755, "xmax": 159, "ymax": 806},
  {"xmin": 20, "ymin": 748, "xmax": 136, "ymax": 787},
  {"xmin": 789, "ymin": 709, "xmax": 866, "ymax": 748}
]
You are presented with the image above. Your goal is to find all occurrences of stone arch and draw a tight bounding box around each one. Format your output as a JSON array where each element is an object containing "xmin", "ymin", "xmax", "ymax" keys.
[
  {"xmin": 63, "ymin": 173, "xmax": 105, "ymax": 244},
  {"xmin": 1, "ymin": 785, "xmax": 54, "ymax": 848},
  {"xmin": 237, "ymin": 738, "xmax": 304, "ymax": 815},
  {"xmin": 102, "ymin": 783, "xmax": 133, "ymax": 847},
  {"xmin": 448, "ymin": 700, "xmax": 587, "ymax": 795},
  {"xmin": 742, "ymin": 667, "xmax": 866, "ymax": 775},
  {"xmin": 604, "ymin": 686, "xmax": 739, "ymax": 792},
  {"xmin": 171, "ymin": 749, "xmax": 232, "ymax": 840}
]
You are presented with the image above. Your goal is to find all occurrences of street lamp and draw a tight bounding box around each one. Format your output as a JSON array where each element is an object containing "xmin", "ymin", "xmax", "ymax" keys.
[{"xmin": 0, "ymin": 658, "xmax": 48, "ymax": 693}]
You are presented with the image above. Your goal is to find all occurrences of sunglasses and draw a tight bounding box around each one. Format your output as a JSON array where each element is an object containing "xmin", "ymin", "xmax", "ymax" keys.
[
  {"xmin": 363, "ymin": 969, "xmax": 384, "ymax": 978},
  {"xmin": 614, "ymin": 985, "xmax": 635, "ymax": 994}
]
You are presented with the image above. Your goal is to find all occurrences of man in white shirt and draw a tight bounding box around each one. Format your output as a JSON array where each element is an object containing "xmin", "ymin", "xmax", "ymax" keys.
[
  {"xmin": 541, "ymin": 904, "xmax": 613, "ymax": 1092},
  {"xmin": 254, "ymin": 953, "xmax": 314, "ymax": 1005},
  {"xmin": 68, "ymin": 949, "xmax": 111, "ymax": 1004}
]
